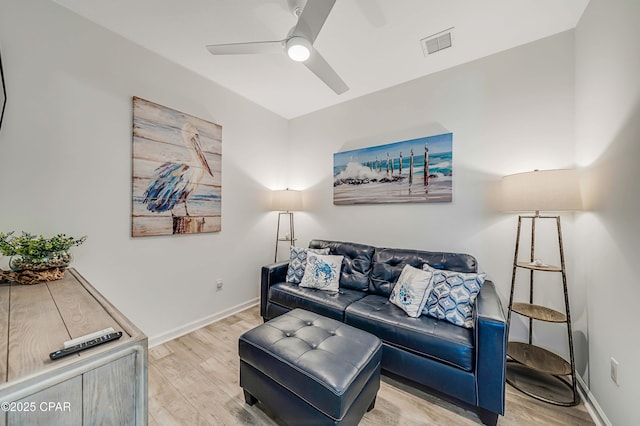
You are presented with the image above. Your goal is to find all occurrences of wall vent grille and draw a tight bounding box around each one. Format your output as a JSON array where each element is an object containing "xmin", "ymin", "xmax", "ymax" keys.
[{"xmin": 421, "ymin": 28, "xmax": 454, "ymax": 56}]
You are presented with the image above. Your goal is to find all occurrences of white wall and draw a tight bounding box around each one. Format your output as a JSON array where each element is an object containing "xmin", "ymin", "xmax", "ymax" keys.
[
  {"xmin": 289, "ymin": 31, "xmax": 580, "ymax": 356},
  {"xmin": 575, "ymin": 0, "xmax": 640, "ymax": 424},
  {"xmin": 0, "ymin": 0, "xmax": 289, "ymax": 342}
]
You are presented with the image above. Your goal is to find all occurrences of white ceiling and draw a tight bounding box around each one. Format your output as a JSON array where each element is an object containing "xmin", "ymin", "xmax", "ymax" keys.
[{"xmin": 53, "ymin": 0, "xmax": 589, "ymax": 119}]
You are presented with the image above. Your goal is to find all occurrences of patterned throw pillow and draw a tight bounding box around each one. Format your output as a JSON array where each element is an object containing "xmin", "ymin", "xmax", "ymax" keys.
[
  {"xmin": 299, "ymin": 253, "xmax": 344, "ymax": 292},
  {"xmin": 422, "ymin": 263, "xmax": 487, "ymax": 328},
  {"xmin": 286, "ymin": 246, "xmax": 330, "ymax": 284},
  {"xmin": 389, "ymin": 264, "xmax": 434, "ymax": 318}
]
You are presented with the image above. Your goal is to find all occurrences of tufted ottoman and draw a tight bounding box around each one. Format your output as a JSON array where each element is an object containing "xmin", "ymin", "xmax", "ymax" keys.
[{"xmin": 239, "ymin": 309, "xmax": 382, "ymax": 425}]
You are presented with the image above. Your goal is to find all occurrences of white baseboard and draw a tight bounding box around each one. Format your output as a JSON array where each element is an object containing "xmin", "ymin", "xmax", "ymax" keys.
[
  {"xmin": 148, "ymin": 298, "xmax": 259, "ymax": 348},
  {"xmin": 576, "ymin": 375, "xmax": 612, "ymax": 426}
]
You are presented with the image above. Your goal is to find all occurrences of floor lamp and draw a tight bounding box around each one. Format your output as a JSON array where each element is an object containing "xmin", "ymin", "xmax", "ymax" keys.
[
  {"xmin": 502, "ymin": 169, "xmax": 582, "ymax": 406},
  {"xmin": 272, "ymin": 189, "xmax": 303, "ymax": 262}
]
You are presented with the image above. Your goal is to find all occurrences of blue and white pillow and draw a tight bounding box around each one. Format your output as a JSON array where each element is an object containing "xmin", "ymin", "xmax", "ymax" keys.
[
  {"xmin": 422, "ymin": 263, "xmax": 486, "ymax": 328},
  {"xmin": 389, "ymin": 265, "xmax": 434, "ymax": 318},
  {"xmin": 286, "ymin": 246, "xmax": 330, "ymax": 284},
  {"xmin": 299, "ymin": 253, "xmax": 344, "ymax": 292}
]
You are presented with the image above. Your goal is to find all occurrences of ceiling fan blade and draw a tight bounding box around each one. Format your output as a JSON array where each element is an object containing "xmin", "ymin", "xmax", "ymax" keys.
[
  {"xmin": 292, "ymin": 0, "xmax": 336, "ymax": 44},
  {"xmin": 304, "ymin": 49, "xmax": 348, "ymax": 94},
  {"xmin": 206, "ymin": 40, "xmax": 284, "ymax": 55}
]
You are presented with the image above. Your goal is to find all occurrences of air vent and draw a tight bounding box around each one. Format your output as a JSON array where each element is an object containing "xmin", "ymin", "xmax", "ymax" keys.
[{"xmin": 421, "ymin": 28, "xmax": 454, "ymax": 56}]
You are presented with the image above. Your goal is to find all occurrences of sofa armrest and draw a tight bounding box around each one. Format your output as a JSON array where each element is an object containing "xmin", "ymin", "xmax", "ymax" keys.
[
  {"xmin": 474, "ymin": 280, "xmax": 507, "ymax": 416},
  {"xmin": 260, "ymin": 261, "xmax": 289, "ymax": 318}
]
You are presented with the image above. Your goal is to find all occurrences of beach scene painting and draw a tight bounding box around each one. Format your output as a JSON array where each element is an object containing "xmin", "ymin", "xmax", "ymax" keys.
[
  {"xmin": 132, "ymin": 97, "xmax": 222, "ymax": 237},
  {"xmin": 333, "ymin": 132, "xmax": 452, "ymax": 205}
]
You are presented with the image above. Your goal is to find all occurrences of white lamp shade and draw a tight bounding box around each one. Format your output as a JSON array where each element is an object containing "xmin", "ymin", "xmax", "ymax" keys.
[
  {"xmin": 272, "ymin": 189, "xmax": 303, "ymax": 211},
  {"xmin": 502, "ymin": 169, "xmax": 582, "ymax": 212}
]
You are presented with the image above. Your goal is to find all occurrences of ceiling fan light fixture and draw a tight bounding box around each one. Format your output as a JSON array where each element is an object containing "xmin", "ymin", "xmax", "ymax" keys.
[{"xmin": 286, "ymin": 37, "xmax": 311, "ymax": 62}]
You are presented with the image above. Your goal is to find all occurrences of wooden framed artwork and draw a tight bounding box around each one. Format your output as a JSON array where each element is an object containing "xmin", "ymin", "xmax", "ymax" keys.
[
  {"xmin": 333, "ymin": 132, "xmax": 452, "ymax": 205},
  {"xmin": 132, "ymin": 97, "xmax": 222, "ymax": 237}
]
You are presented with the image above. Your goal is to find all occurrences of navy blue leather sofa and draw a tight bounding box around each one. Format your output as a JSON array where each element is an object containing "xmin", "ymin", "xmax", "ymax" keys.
[{"xmin": 260, "ymin": 239, "xmax": 507, "ymax": 425}]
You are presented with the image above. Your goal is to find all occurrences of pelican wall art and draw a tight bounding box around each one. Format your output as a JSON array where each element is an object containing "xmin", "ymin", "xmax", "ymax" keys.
[
  {"xmin": 333, "ymin": 132, "xmax": 452, "ymax": 205},
  {"xmin": 132, "ymin": 97, "xmax": 222, "ymax": 237}
]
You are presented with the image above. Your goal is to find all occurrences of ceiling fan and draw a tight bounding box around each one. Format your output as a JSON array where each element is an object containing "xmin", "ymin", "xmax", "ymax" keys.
[{"xmin": 206, "ymin": 0, "xmax": 348, "ymax": 95}]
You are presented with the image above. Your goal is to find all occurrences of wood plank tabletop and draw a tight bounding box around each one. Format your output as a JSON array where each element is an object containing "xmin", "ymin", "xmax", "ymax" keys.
[
  {"xmin": 7, "ymin": 282, "xmax": 70, "ymax": 381},
  {"xmin": 0, "ymin": 268, "xmax": 144, "ymax": 385},
  {"xmin": 47, "ymin": 273, "xmax": 130, "ymax": 341},
  {"xmin": 0, "ymin": 285, "xmax": 9, "ymax": 383}
]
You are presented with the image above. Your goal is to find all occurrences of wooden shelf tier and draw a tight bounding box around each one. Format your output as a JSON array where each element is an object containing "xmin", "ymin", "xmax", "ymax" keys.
[
  {"xmin": 506, "ymin": 362, "xmax": 577, "ymax": 406},
  {"xmin": 515, "ymin": 262, "xmax": 562, "ymax": 272},
  {"xmin": 511, "ymin": 302, "xmax": 567, "ymax": 323},
  {"xmin": 507, "ymin": 342, "xmax": 572, "ymax": 376}
]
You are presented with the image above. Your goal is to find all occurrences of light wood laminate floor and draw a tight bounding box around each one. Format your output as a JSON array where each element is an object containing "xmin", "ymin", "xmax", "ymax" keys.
[{"xmin": 148, "ymin": 306, "xmax": 595, "ymax": 425}]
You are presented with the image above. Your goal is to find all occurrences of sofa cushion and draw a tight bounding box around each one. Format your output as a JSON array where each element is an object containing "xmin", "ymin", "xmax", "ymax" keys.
[
  {"xmin": 388, "ymin": 265, "xmax": 434, "ymax": 318},
  {"xmin": 370, "ymin": 247, "xmax": 479, "ymax": 297},
  {"xmin": 422, "ymin": 264, "xmax": 487, "ymax": 328},
  {"xmin": 286, "ymin": 246, "xmax": 330, "ymax": 284},
  {"xmin": 345, "ymin": 295, "xmax": 474, "ymax": 372},
  {"xmin": 309, "ymin": 240, "xmax": 375, "ymax": 292},
  {"xmin": 299, "ymin": 253, "xmax": 344, "ymax": 292},
  {"xmin": 269, "ymin": 281, "xmax": 368, "ymax": 321}
]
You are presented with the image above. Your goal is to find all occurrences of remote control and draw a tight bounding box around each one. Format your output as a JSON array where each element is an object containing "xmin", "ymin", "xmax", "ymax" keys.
[
  {"xmin": 64, "ymin": 327, "xmax": 115, "ymax": 348},
  {"xmin": 50, "ymin": 332, "xmax": 123, "ymax": 360}
]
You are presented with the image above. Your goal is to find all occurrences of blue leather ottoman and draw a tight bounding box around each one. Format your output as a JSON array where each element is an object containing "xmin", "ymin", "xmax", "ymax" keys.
[{"xmin": 239, "ymin": 309, "xmax": 382, "ymax": 425}]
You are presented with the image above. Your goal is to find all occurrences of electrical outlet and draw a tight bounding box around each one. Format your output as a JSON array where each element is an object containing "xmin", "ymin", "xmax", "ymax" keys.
[
  {"xmin": 215, "ymin": 278, "xmax": 223, "ymax": 291},
  {"xmin": 610, "ymin": 358, "xmax": 619, "ymax": 385}
]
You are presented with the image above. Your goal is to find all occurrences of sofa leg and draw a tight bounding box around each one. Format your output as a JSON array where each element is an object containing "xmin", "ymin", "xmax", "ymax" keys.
[
  {"xmin": 477, "ymin": 408, "xmax": 498, "ymax": 426},
  {"xmin": 243, "ymin": 389, "xmax": 258, "ymax": 406},
  {"xmin": 367, "ymin": 396, "xmax": 376, "ymax": 412}
]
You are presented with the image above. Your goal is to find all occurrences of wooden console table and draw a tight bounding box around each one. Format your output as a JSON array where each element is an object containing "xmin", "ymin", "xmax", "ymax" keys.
[{"xmin": 0, "ymin": 269, "xmax": 147, "ymax": 425}]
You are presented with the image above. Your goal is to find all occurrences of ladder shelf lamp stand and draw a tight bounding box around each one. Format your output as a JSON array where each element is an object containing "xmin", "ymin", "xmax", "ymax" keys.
[
  {"xmin": 502, "ymin": 169, "xmax": 582, "ymax": 407},
  {"xmin": 271, "ymin": 189, "xmax": 303, "ymax": 262}
]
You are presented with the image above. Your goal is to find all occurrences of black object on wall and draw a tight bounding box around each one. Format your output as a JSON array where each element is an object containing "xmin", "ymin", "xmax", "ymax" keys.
[{"xmin": 0, "ymin": 50, "xmax": 6, "ymax": 131}]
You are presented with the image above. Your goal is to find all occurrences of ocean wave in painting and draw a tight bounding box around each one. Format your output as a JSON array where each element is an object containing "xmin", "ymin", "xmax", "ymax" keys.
[{"xmin": 334, "ymin": 162, "xmax": 402, "ymax": 185}]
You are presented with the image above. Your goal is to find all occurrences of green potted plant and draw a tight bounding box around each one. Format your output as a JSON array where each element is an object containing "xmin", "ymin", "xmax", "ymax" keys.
[{"xmin": 0, "ymin": 232, "xmax": 86, "ymax": 272}]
